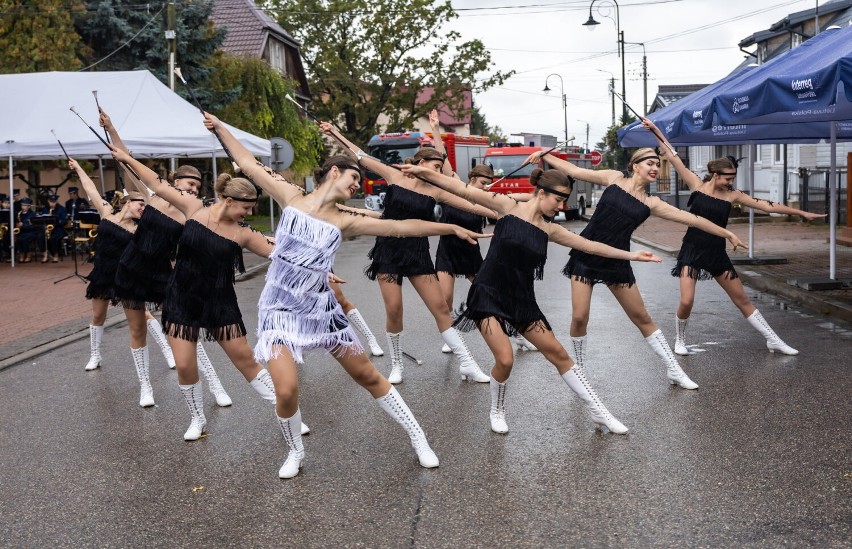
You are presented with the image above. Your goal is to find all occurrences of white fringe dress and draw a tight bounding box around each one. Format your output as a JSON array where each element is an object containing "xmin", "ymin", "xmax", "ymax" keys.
[{"xmin": 254, "ymin": 206, "xmax": 364, "ymax": 364}]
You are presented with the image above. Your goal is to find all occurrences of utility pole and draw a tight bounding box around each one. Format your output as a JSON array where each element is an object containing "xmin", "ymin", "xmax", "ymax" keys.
[
  {"xmin": 166, "ymin": 0, "xmax": 176, "ymax": 171},
  {"xmin": 609, "ymin": 77, "xmax": 616, "ymax": 125}
]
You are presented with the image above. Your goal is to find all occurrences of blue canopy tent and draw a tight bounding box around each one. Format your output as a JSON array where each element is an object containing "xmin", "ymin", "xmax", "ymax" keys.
[
  {"xmin": 712, "ymin": 25, "xmax": 852, "ymax": 279},
  {"xmin": 618, "ymin": 26, "xmax": 852, "ymax": 268}
]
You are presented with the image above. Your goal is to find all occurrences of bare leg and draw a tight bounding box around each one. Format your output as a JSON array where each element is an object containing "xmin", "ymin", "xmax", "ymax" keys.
[
  {"xmin": 438, "ymin": 271, "xmax": 455, "ymax": 312},
  {"xmin": 569, "ymin": 278, "xmax": 594, "ymax": 337},
  {"xmin": 214, "ymin": 336, "xmax": 263, "ymax": 382}
]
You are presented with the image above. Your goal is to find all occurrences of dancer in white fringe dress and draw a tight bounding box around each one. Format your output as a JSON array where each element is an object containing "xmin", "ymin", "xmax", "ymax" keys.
[{"xmin": 205, "ymin": 113, "xmax": 488, "ymax": 478}]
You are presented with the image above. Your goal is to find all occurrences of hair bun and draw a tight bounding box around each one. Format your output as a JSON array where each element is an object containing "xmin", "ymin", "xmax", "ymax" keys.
[{"xmin": 529, "ymin": 168, "xmax": 543, "ymax": 185}]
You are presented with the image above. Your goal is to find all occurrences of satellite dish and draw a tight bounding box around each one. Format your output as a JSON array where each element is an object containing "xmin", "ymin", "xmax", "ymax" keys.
[{"xmin": 269, "ymin": 137, "xmax": 295, "ymax": 171}]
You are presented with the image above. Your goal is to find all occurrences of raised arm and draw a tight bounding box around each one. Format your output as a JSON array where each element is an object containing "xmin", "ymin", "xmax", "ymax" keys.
[
  {"xmin": 204, "ymin": 113, "xmax": 305, "ymax": 207},
  {"xmin": 68, "ymin": 158, "xmax": 112, "ymax": 218},
  {"xmin": 397, "ymin": 163, "xmax": 516, "ymax": 216},
  {"xmin": 341, "ymin": 215, "xmax": 487, "ymax": 245},
  {"xmin": 319, "ymin": 122, "xmax": 404, "ymax": 185},
  {"xmin": 428, "ymin": 109, "xmax": 457, "ymax": 179},
  {"xmin": 641, "ymin": 117, "xmax": 702, "ymax": 191},
  {"xmin": 548, "ymin": 223, "xmax": 662, "ymax": 262},
  {"xmin": 527, "ymin": 151, "xmax": 621, "ymax": 187},
  {"xmin": 731, "ymin": 190, "xmax": 827, "ymax": 221},
  {"xmin": 99, "ymin": 110, "xmax": 129, "ymax": 154},
  {"xmin": 109, "ymin": 147, "xmax": 202, "ymax": 218},
  {"xmin": 647, "ymin": 196, "xmax": 747, "ymax": 250}
]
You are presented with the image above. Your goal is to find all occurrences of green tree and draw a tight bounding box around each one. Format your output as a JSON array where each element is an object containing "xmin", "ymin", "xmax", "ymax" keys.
[
  {"xmin": 595, "ymin": 113, "xmax": 636, "ymax": 171},
  {"xmin": 0, "ymin": 0, "xmax": 86, "ymax": 73},
  {"xmin": 207, "ymin": 54, "xmax": 324, "ymax": 175},
  {"xmin": 268, "ymin": 0, "xmax": 513, "ymax": 147}
]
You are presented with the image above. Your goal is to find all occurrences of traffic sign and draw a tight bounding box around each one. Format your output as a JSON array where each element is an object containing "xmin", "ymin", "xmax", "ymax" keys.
[{"xmin": 590, "ymin": 150, "xmax": 603, "ymax": 166}]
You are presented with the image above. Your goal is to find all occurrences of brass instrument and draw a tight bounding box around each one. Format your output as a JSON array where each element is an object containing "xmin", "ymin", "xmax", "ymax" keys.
[
  {"xmin": 0, "ymin": 223, "xmax": 7, "ymax": 240},
  {"xmin": 45, "ymin": 224, "xmax": 54, "ymax": 239},
  {"xmin": 13, "ymin": 211, "xmax": 21, "ymax": 235},
  {"xmin": 88, "ymin": 227, "xmax": 98, "ymax": 238}
]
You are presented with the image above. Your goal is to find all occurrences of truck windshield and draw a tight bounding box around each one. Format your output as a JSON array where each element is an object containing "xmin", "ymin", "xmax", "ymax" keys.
[
  {"xmin": 366, "ymin": 145, "xmax": 421, "ymax": 180},
  {"xmin": 488, "ymin": 155, "xmax": 535, "ymax": 179}
]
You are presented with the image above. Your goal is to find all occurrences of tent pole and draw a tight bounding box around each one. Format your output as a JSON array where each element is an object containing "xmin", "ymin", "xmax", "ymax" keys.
[
  {"xmin": 212, "ymin": 152, "xmax": 218, "ymax": 200},
  {"xmin": 97, "ymin": 156, "xmax": 106, "ymax": 195},
  {"xmin": 748, "ymin": 142, "xmax": 755, "ymax": 259},
  {"xmin": 9, "ymin": 156, "xmax": 14, "ymax": 267},
  {"xmin": 829, "ymin": 122, "xmax": 837, "ymax": 280}
]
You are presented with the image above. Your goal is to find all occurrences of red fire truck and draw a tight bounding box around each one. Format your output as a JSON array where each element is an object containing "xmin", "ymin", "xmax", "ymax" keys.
[
  {"xmin": 483, "ymin": 145, "xmax": 594, "ymax": 220},
  {"xmin": 363, "ymin": 131, "xmax": 490, "ymax": 210}
]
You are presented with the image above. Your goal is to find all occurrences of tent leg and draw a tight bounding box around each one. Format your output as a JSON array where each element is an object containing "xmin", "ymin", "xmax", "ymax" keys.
[
  {"xmin": 748, "ymin": 142, "xmax": 755, "ymax": 259},
  {"xmin": 8, "ymin": 156, "xmax": 14, "ymax": 267},
  {"xmin": 97, "ymin": 156, "xmax": 106, "ymax": 195},
  {"xmin": 830, "ymin": 123, "xmax": 837, "ymax": 280}
]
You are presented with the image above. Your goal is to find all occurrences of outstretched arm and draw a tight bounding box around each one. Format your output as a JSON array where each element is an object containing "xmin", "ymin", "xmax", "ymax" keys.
[
  {"xmin": 204, "ymin": 113, "xmax": 305, "ymax": 207},
  {"xmin": 336, "ymin": 203, "xmax": 383, "ymax": 218},
  {"xmin": 110, "ymin": 147, "xmax": 202, "ymax": 218},
  {"xmin": 731, "ymin": 191, "xmax": 827, "ymax": 220},
  {"xmin": 398, "ymin": 163, "xmax": 516, "ymax": 216},
  {"xmin": 641, "ymin": 117, "xmax": 702, "ymax": 192},
  {"xmin": 548, "ymin": 223, "xmax": 662, "ymax": 262},
  {"xmin": 68, "ymin": 158, "xmax": 112, "ymax": 218},
  {"xmin": 320, "ymin": 122, "xmax": 404, "ymax": 185},
  {"xmin": 341, "ymin": 215, "xmax": 488, "ymax": 244},
  {"xmin": 647, "ymin": 195, "xmax": 747, "ymax": 250},
  {"xmin": 526, "ymin": 151, "xmax": 621, "ymax": 187},
  {"xmin": 240, "ymin": 225, "xmax": 275, "ymax": 259}
]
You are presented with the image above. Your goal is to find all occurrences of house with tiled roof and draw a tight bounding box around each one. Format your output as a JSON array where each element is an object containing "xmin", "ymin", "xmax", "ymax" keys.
[{"xmin": 211, "ymin": 0, "xmax": 310, "ymax": 103}]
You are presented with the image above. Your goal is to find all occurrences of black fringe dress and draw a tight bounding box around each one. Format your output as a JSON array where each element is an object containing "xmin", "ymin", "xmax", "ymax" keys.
[
  {"xmin": 114, "ymin": 206, "xmax": 184, "ymax": 310},
  {"xmin": 454, "ymin": 215, "xmax": 551, "ymax": 336},
  {"xmin": 563, "ymin": 184, "xmax": 650, "ymax": 288},
  {"xmin": 671, "ymin": 191, "xmax": 738, "ymax": 281},
  {"xmin": 365, "ymin": 185, "xmax": 438, "ymax": 284},
  {"xmin": 161, "ymin": 219, "xmax": 246, "ymax": 342},
  {"xmin": 435, "ymin": 204, "xmax": 485, "ymax": 277},
  {"xmin": 85, "ymin": 219, "xmax": 134, "ymax": 304}
]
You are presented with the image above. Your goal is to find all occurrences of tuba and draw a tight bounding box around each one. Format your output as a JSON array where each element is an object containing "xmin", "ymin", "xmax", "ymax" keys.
[{"xmin": 13, "ymin": 211, "xmax": 21, "ymax": 235}]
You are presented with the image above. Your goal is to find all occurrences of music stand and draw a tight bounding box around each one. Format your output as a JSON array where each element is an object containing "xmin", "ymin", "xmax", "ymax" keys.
[
  {"xmin": 31, "ymin": 215, "xmax": 57, "ymax": 261},
  {"xmin": 54, "ymin": 211, "xmax": 100, "ymax": 284}
]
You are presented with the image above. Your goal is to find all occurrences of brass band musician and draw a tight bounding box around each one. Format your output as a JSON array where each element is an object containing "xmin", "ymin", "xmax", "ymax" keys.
[
  {"xmin": 15, "ymin": 197, "xmax": 40, "ymax": 263},
  {"xmin": 39, "ymin": 194, "xmax": 67, "ymax": 263}
]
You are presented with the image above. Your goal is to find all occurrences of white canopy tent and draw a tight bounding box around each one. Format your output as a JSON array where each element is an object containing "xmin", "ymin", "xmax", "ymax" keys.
[{"xmin": 1, "ymin": 70, "xmax": 271, "ymax": 267}]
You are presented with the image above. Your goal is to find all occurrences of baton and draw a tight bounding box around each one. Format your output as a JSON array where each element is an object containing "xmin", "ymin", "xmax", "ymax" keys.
[
  {"xmin": 485, "ymin": 140, "xmax": 571, "ymax": 190},
  {"xmin": 613, "ymin": 91, "xmax": 677, "ymax": 155}
]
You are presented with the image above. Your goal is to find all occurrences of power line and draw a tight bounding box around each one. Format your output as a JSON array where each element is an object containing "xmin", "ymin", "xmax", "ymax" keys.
[{"xmin": 78, "ymin": 5, "xmax": 167, "ymax": 72}]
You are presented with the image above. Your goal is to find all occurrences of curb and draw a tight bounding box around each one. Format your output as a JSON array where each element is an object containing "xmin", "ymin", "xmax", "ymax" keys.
[{"xmin": 0, "ymin": 260, "xmax": 271, "ymax": 372}]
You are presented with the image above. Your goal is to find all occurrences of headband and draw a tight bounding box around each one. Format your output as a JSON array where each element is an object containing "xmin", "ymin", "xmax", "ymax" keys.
[
  {"xmin": 221, "ymin": 194, "xmax": 258, "ymax": 203},
  {"xmin": 175, "ymin": 174, "xmax": 203, "ymax": 182},
  {"xmin": 633, "ymin": 155, "xmax": 660, "ymax": 165},
  {"xmin": 713, "ymin": 171, "xmax": 737, "ymax": 176},
  {"xmin": 536, "ymin": 183, "xmax": 572, "ymax": 199},
  {"xmin": 127, "ymin": 197, "xmax": 146, "ymax": 203}
]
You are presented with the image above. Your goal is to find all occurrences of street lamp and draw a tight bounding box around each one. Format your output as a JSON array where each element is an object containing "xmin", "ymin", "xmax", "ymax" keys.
[
  {"xmin": 577, "ymin": 119, "xmax": 590, "ymax": 152},
  {"xmin": 583, "ymin": 0, "xmax": 626, "ymax": 125},
  {"xmin": 543, "ymin": 74, "xmax": 568, "ymax": 151}
]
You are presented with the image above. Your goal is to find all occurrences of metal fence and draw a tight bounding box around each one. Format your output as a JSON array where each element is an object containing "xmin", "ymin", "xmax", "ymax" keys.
[{"xmin": 801, "ymin": 169, "xmax": 847, "ymax": 224}]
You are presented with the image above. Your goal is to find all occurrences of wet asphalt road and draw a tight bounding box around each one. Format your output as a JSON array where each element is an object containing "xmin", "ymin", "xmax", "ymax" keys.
[{"xmin": 1, "ymin": 221, "xmax": 850, "ymax": 548}]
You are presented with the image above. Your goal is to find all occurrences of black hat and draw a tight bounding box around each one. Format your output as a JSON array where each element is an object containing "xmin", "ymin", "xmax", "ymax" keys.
[
  {"xmin": 68, "ymin": 186, "xmax": 79, "ymax": 193},
  {"xmin": 20, "ymin": 197, "xmax": 33, "ymax": 205},
  {"xmin": 12, "ymin": 189, "xmax": 20, "ymax": 196},
  {"xmin": 0, "ymin": 194, "xmax": 7, "ymax": 201},
  {"xmin": 48, "ymin": 194, "xmax": 59, "ymax": 201}
]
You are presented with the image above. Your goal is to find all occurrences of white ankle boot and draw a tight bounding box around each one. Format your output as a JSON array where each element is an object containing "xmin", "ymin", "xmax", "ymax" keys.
[
  {"xmin": 674, "ymin": 316, "xmax": 689, "ymax": 356},
  {"xmin": 197, "ymin": 342, "xmax": 232, "ymax": 407},
  {"xmin": 376, "ymin": 387, "xmax": 439, "ymax": 468},
  {"xmin": 131, "ymin": 346, "xmax": 155, "ymax": 407},
  {"xmin": 84, "ymin": 324, "xmax": 103, "ymax": 371},
  {"xmin": 441, "ymin": 343, "xmax": 452, "ymax": 353},
  {"xmin": 562, "ymin": 368, "xmax": 628, "ymax": 434},
  {"xmin": 277, "ymin": 409, "xmax": 305, "ymax": 479},
  {"xmin": 147, "ymin": 318, "xmax": 176, "ymax": 369},
  {"xmin": 386, "ymin": 331, "xmax": 404, "ymax": 384},
  {"xmin": 441, "ymin": 328, "xmax": 489, "ymax": 383},
  {"xmin": 249, "ymin": 369, "xmax": 310, "ymax": 434},
  {"xmin": 570, "ymin": 336, "xmax": 586, "ymax": 370},
  {"xmin": 489, "ymin": 376, "xmax": 509, "ymax": 434},
  {"xmin": 347, "ymin": 309, "xmax": 384, "ymax": 356},
  {"xmin": 179, "ymin": 382, "xmax": 206, "ymax": 441},
  {"xmin": 645, "ymin": 330, "xmax": 698, "ymax": 390},
  {"xmin": 511, "ymin": 334, "xmax": 538, "ymax": 352},
  {"xmin": 746, "ymin": 310, "xmax": 799, "ymax": 355}
]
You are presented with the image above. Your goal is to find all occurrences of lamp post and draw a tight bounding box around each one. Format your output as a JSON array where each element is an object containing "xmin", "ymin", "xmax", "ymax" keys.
[
  {"xmin": 543, "ymin": 74, "xmax": 568, "ymax": 151},
  {"xmin": 583, "ymin": 0, "xmax": 626, "ymax": 125},
  {"xmin": 577, "ymin": 120, "xmax": 590, "ymax": 152}
]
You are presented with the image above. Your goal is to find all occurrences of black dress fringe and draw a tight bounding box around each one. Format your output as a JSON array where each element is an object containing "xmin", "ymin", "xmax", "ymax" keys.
[
  {"xmin": 563, "ymin": 184, "xmax": 651, "ymax": 287},
  {"xmin": 85, "ymin": 219, "xmax": 134, "ymax": 305},
  {"xmin": 435, "ymin": 204, "xmax": 485, "ymax": 277},
  {"xmin": 671, "ymin": 191, "xmax": 738, "ymax": 281}
]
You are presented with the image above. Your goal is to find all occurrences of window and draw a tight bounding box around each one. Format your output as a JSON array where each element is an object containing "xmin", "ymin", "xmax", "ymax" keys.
[
  {"xmin": 267, "ymin": 40, "xmax": 287, "ymax": 74},
  {"xmin": 773, "ymin": 144, "xmax": 784, "ymax": 164},
  {"xmin": 791, "ymin": 32, "xmax": 802, "ymax": 48}
]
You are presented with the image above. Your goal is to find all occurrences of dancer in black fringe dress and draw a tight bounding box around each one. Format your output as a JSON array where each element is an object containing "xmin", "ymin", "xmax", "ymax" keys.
[
  {"xmin": 525, "ymin": 147, "xmax": 746, "ymax": 391},
  {"xmin": 101, "ymin": 111, "xmax": 232, "ymax": 408},
  {"xmin": 111, "ymin": 147, "xmax": 290, "ymax": 442},
  {"xmin": 326, "ymin": 123, "xmax": 497, "ymax": 385},
  {"xmin": 643, "ymin": 117, "xmax": 823, "ymax": 356},
  {"xmin": 69, "ymin": 159, "xmax": 156, "ymax": 409},
  {"xmin": 400, "ymin": 162, "xmax": 661, "ymax": 434}
]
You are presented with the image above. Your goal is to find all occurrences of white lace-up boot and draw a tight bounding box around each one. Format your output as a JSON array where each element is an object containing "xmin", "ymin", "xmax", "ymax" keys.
[
  {"xmin": 441, "ymin": 343, "xmax": 452, "ymax": 353},
  {"xmin": 645, "ymin": 330, "xmax": 699, "ymax": 390},
  {"xmin": 84, "ymin": 324, "xmax": 103, "ymax": 371},
  {"xmin": 277, "ymin": 409, "xmax": 305, "ymax": 479},
  {"xmin": 386, "ymin": 331, "xmax": 404, "ymax": 384},
  {"xmin": 375, "ymin": 387, "xmax": 439, "ymax": 468},
  {"xmin": 179, "ymin": 382, "xmax": 206, "ymax": 441},
  {"xmin": 441, "ymin": 328, "xmax": 489, "ymax": 382},
  {"xmin": 146, "ymin": 318, "xmax": 175, "ymax": 368},
  {"xmin": 746, "ymin": 310, "xmax": 799, "ymax": 355},
  {"xmin": 674, "ymin": 316, "xmax": 689, "ymax": 356},
  {"xmin": 562, "ymin": 367, "xmax": 628, "ymax": 434},
  {"xmin": 131, "ymin": 346, "xmax": 155, "ymax": 407},
  {"xmin": 511, "ymin": 334, "xmax": 539, "ymax": 352},
  {"xmin": 197, "ymin": 342, "xmax": 232, "ymax": 407},
  {"xmin": 249, "ymin": 369, "xmax": 310, "ymax": 434},
  {"xmin": 489, "ymin": 376, "xmax": 509, "ymax": 434},
  {"xmin": 346, "ymin": 309, "xmax": 384, "ymax": 356},
  {"xmin": 570, "ymin": 336, "xmax": 587, "ymax": 370}
]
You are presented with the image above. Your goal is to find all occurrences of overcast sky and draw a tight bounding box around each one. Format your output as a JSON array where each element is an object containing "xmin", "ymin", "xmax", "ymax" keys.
[{"xmin": 446, "ymin": 0, "xmax": 822, "ymax": 148}]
